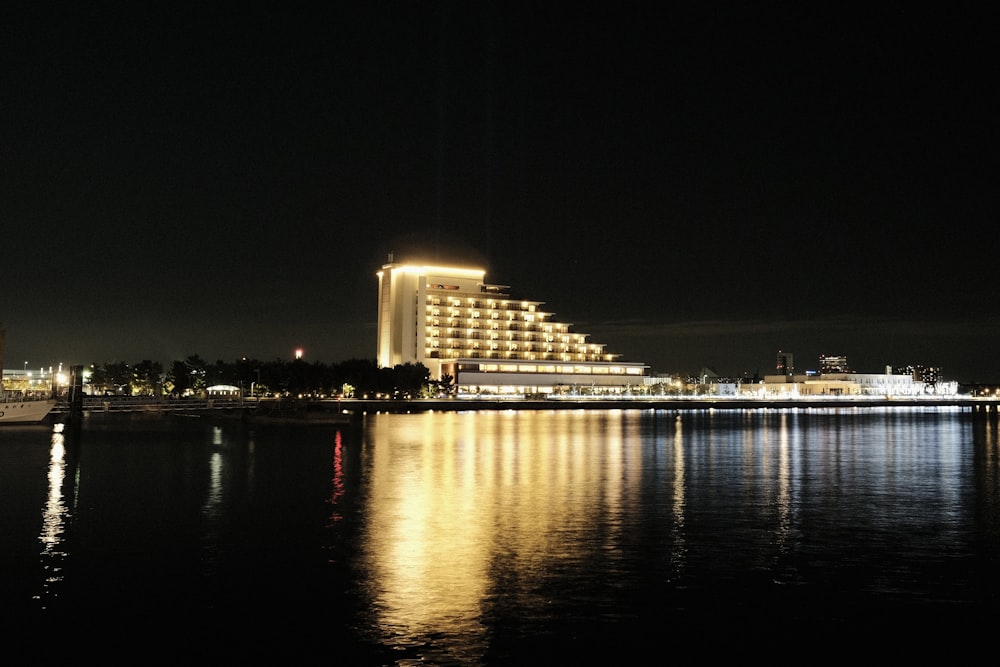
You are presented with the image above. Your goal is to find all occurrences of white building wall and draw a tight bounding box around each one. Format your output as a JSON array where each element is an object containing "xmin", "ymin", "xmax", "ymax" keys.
[
  {"xmin": 376, "ymin": 270, "xmax": 392, "ymax": 366},
  {"xmin": 747, "ymin": 372, "xmax": 962, "ymax": 397},
  {"xmin": 378, "ymin": 263, "xmax": 487, "ymax": 369},
  {"xmin": 825, "ymin": 373, "xmax": 918, "ymax": 395}
]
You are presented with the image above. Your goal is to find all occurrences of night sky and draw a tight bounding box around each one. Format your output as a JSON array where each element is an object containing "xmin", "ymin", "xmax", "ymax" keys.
[{"xmin": 3, "ymin": 4, "xmax": 998, "ymax": 382}]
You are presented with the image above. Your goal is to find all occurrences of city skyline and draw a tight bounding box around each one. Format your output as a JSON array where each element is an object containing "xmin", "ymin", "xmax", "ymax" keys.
[{"xmin": 3, "ymin": 5, "xmax": 997, "ymax": 382}]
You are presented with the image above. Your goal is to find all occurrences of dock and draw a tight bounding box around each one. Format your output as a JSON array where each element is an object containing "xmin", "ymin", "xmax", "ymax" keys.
[{"xmin": 51, "ymin": 395, "xmax": 353, "ymax": 424}]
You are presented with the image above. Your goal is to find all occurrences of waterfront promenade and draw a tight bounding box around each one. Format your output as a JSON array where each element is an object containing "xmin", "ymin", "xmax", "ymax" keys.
[
  {"xmin": 353, "ymin": 395, "xmax": 1000, "ymax": 415},
  {"xmin": 51, "ymin": 393, "xmax": 1000, "ymax": 420}
]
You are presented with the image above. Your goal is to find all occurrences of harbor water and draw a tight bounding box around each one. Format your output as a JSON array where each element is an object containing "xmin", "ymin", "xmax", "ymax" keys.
[{"xmin": 2, "ymin": 406, "xmax": 998, "ymax": 662}]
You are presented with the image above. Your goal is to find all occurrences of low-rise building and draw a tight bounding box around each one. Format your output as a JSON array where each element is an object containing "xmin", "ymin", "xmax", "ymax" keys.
[{"xmin": 743, "ymin": 371, "xmax": 958, "ymax": 397}]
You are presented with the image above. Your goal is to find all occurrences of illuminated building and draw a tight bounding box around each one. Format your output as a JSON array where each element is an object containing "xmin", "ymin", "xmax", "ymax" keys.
[
  {"xmin": 819, "ymin": 354, "xmax": 849, "ymax": 374},
  {"xmin": 896, "ymin": 364, "xmax": 940, "ymax": 384},
  {"xmin": 376, "ymin": 260, "xmax": 648, "ymax": 395},
  {"xmin": 753, "ymin": 370, "xmax": 957, "ymax": 397}
]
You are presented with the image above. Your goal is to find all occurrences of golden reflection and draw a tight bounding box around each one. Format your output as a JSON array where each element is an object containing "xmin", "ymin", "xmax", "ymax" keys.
[
  {"xmin": 775, "ymin": 413, "xmax": 792, "ymax": 552},
  {"xmin": 35, "ymin": 424, "xmax": 70, "ymax": 607},
  {"xmin": 670, "ymin": 414, "xmax": 686, "ymax": 576},
  {"xmin": 363, "ymin": 412, "xmax": 490, "ymax": 655},
  {"xmin": 360, "ymin": 410, "xmax": 644, "ymax": 658},
  {"xmin": 328, "ymin": 430, "xmax": 345, "ymax": 524},
  {"xmin": 977, "ymin": 415, "xmax": 997, "ymax": 545}
]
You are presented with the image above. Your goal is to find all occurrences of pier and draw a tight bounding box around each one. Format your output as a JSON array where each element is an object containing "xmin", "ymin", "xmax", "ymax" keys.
[{"xmin": 52, "ymin": 395, "xmax": 351, "ymax": 424}]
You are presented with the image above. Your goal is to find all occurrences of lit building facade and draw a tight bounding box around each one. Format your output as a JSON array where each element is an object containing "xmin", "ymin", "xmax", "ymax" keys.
[
  {"xmin": 749, "ymin": 371, "xmax": 958, "ymax": 397},
  {"xmin": 376, "ymin": 261, "xmax": 647, "ymax": 395},
  {"xmin": 819, "ymin": 354, "xmax": 849, "ymax": 374}
]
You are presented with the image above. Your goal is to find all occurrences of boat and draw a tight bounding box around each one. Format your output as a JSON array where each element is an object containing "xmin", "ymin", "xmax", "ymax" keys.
[{"xmin": 0, "ymin": 392, "xmax": 56, "ymax": 424}]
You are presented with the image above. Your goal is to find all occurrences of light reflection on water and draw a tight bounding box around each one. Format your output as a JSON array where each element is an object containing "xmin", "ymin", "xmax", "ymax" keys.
[
  {"xmin": 354, "ymin": 406, "xmax": 995, "ymax": 662},
  {"xmin": 2, "ymin": 406, "xmax": 998, "ymax": 662},
  {"xmin": 359, "ymin": 410, "xmax": 645, "ymax": 661},
  {"xmin": 34, "ymin": 423, "xmax": 70, "ymax": 609}
]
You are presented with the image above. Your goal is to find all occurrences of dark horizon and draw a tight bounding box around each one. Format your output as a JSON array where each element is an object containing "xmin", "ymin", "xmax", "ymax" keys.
[
  {"xmin": 4, "ymin": 319, "xmax": 994, "ymax": 387},
  {"xmin": 4, "ymin": 5, "xmax": 997, "ymax": 383}
]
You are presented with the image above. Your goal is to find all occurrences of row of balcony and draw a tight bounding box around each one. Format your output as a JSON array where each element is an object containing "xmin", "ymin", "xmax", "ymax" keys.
[
  {"xmin": 427, "ymin": 326, "xmax": 590, "ymax": 343},
  {"xmin": 428, "ymin": 298, "xmax": 544, "ymax": 313},
  {"xmin": 431, "ymin": 343, "xmax": 599, "ymax": 354},
  {"xmin": 428, "ymin": 321, "xmax": 560, "ymax": 332},
  {"xmin": 427, "ymin": 337, "xmax": 604, "ymax": 354},
  {"xmin": 427, "ymin": 330, "xmax": 596, "ymax": 346},
  {"xmin": 426, "ymin": 350, "xmax": 618, "ymax": 362},
  {"xmin": 424, "ymin": 308, "xmax": 567, "ymax": 326}
]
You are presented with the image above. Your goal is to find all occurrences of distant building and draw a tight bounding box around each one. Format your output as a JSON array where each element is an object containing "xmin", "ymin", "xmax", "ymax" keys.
[
  {"xmin": 819, "ymin": 354, "xmax": 849, "ymax": 374},
  {"xmin": 1, "ymin": 326, "xmax": 53, "ymax": 395},
  {"xmin": 206, "ymin": 384, "xmax": 242, "ymax": 397},
  {"xmin": 642, "ymin": 373, "xmax": 684, "ymax": 394},
  {"xmin": 750, "ymin": 375, "xmax": 861, "ymax": 397},
  {"xmin": 745, "ymin": 353, "xmax": 957, "ymax": 396},
  {"xmin": 748, "ymin": 371, "xmax": 958, "ymax": 397},
  {"xmin": 376, "ymin": 260, "xmax": 647, "ymax": 395},
  {"xmin": 698, "ymin": 367, "xmax": 720, "ymax": 384},
  {"xmin": 896, "ymin": 364, "xmax": 940, "ymax": 385},
  {"xmin": 776, "ymin": 350, "xmax": 794, "ymax": 381}
]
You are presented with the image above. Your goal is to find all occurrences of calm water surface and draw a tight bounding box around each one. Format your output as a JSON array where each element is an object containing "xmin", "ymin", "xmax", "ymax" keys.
[{"xmin": 1, "ymin": 407, "xmax": 998, "ymax": 662}]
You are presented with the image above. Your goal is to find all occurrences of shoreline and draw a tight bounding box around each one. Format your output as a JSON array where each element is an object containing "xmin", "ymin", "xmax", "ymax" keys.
[
  {"xmin": 50, "ymin": 395, "xmax": 1000, "ymax": 423},
  {"xmin": 348, "ymin": 396, "xmax": 1000, "ymax": 414}
]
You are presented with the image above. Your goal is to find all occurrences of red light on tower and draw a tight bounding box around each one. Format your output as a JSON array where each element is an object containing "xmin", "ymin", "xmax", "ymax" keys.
[{"xmin": 295, "ymin": 348, "xmax": 304, "ymax": 359}]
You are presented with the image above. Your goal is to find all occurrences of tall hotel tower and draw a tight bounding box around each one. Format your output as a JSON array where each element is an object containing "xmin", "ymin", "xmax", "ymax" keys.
[{"xmin": 376, "ymin": 260, "xmax": 647, "ymax": 395}]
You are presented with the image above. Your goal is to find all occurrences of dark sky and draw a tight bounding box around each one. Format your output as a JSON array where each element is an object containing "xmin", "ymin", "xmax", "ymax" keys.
[{"xmin": 3, "ymin": 4, "xmax": 998, "ymax": 382}]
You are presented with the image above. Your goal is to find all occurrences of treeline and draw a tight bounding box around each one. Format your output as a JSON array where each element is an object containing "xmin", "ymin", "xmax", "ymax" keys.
[{"xmin": 85, "ymin": 356, "xmax": 452, "ymax": 399}]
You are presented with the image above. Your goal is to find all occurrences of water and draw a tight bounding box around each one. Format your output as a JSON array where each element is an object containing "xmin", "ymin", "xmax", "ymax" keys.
[{"xmin": 2, "ymin": 407, "xmax": 998, "ymax": 662}]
